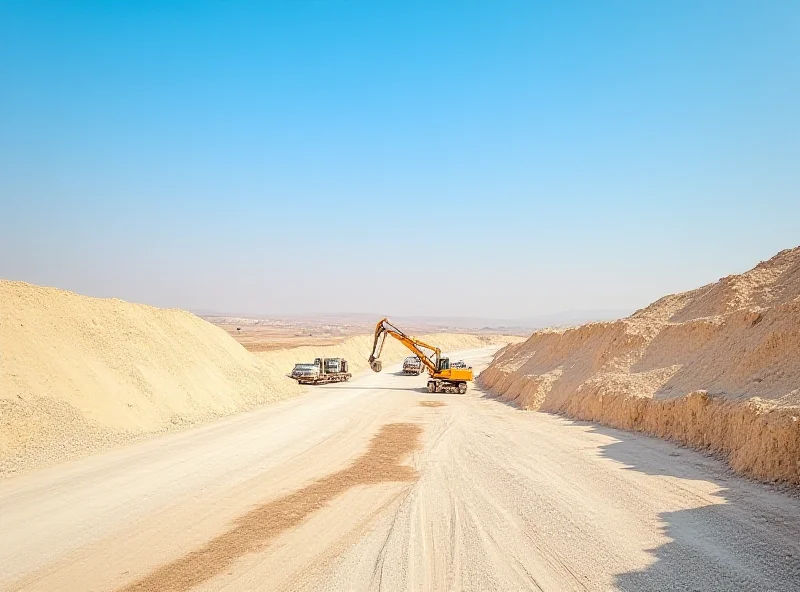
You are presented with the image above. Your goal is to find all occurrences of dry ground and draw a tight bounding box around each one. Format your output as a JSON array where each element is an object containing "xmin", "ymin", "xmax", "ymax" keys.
[
  {"xmin": 2, "ymin": 347, "xmax": 799, "ymax": 592},
  {"xmin": 203, "ymin": 318, "xmax": 359, "ymax": 352}
]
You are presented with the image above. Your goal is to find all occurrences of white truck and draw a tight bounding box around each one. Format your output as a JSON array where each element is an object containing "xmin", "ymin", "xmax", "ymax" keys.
[
  {"xmin": 402, "ymin": 355, "xmax": 423, "ymax": 375},
  {"xmin": 290, "ymin": 358, "xmax": 351, "ymax": 385}
]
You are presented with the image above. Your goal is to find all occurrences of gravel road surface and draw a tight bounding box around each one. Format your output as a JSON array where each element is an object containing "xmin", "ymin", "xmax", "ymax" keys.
[{"xmin": 2, "ymin": 347, "xmax": 799, "ymax": 591}]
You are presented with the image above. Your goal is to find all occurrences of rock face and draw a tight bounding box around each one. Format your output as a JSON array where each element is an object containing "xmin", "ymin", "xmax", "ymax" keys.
[{"xmin": 480, "ymin": 247, "xmax": 800, "ymax": 484}]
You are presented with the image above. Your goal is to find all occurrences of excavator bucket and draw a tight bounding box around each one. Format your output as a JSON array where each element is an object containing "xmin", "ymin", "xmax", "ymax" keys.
[{"xmin": 370, "ymin": 360, "xmax": 383, "ymax": 372}]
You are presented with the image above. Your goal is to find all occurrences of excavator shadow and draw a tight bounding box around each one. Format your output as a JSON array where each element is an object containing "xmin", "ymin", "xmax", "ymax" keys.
[{"xmin": 315, "ymin": 386, "xmax": 432, "ymax": 393}]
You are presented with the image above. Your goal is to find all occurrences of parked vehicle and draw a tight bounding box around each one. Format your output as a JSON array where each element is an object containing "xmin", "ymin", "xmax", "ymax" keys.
[
  {"xmin": 402, "ymin": 355, "xmax": 423, "ymax": 375},
  {"xmin": 290, "ymin": 358, "xmax": 351, "ymax": 385}
]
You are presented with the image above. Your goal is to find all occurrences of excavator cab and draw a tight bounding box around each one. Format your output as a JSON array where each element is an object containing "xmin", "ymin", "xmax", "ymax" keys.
[{"xmin": 437, "ymin": 358, "xmax": 450, "ymax": 371}]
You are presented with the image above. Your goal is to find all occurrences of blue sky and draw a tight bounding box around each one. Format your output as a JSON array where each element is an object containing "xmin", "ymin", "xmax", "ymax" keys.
[{"xmin": 1, "ymin": 1, "xmax": 798, "ymax": 318}]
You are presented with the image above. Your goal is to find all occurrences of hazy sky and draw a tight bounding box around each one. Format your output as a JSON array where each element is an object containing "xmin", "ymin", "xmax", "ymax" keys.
[{"xmin": 1, "ymin": 1, "xmax": 798, "ymax": 318}]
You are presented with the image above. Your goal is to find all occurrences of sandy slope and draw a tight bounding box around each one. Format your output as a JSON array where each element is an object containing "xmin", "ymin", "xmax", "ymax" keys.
[
  {"xmin": 480, "ymin": 246, "xmax": 800, "ymax": 484},
  {"xmin": 0, "ymin": 280, "xmax": 506, "ymax": 476},
  {"xmin": 2, "ymin": 348, "xmax": 798, "ymax": 592}
]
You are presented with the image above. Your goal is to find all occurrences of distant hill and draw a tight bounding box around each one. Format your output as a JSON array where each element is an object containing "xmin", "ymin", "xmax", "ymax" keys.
[{"xmin": 194, "ymin": 310, "xmax": 632, "ymax": 332}]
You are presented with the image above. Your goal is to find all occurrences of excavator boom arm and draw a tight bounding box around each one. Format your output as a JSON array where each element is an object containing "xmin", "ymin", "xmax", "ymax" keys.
[{"xmin": 368, "ymin": 318, "xmax": 441, "ymax": 375}]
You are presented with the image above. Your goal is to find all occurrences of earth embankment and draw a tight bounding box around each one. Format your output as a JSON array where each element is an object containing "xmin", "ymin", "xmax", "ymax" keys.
[{"xmin": 480, "ymin": 247, "xmax": 800, "ymax": 484}]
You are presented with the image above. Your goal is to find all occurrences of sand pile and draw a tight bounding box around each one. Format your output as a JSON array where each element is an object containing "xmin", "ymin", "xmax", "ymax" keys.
[
  {"xmin": 0, "ymin": 281, "xmax": 294, "ymax": 476},
  {"xmin": 480, "ymin": 247, "xmax": 800, "ymax": 484},
  {"xmin": 0, "ymin": 281, "xmax": 504, "ymax": 477}
]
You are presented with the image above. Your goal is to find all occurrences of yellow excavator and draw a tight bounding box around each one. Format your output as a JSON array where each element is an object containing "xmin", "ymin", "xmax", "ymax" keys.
[{"xmin": 368, "ymin": 318, "xmax": 474, "ymax": 393}]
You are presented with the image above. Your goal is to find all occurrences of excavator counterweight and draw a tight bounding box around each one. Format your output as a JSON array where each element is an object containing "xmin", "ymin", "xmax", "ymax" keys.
[{"xmin": 368, "ymin": 318, "xmax": 473, "ymax": 394}]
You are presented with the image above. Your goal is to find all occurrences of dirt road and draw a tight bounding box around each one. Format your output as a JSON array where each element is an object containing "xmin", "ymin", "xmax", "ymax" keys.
[{"xmin": 2, "ymin": 347, "xmax": 799, "ymax": 591}]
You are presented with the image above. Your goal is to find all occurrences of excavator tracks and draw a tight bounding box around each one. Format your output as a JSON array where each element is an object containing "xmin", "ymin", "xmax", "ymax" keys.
[{"xmin": 428, "ymin": 380, "xmax": 468, "ymax": 394}]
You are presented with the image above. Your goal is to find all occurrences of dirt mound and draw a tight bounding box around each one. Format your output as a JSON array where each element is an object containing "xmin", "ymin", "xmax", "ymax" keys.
[
  {"xmin": 480, "ymin": 247, "xmax": 800, "ymax": 484},
  {"xmin": 0, "ymin": 281, "xmax": 507, "ymax": 477},
  {"xmin": 0, "ymin": 281, "xmax": 298, "ymax": 476}
]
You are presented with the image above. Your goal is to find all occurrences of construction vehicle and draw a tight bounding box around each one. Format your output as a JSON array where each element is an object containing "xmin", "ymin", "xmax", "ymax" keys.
[
  {"xmin": 368, "ymin": 318, "xmax": 474, "ymax": 393},
  {"xmin": 402, "ymin": 356, "xmax": 423, "ymax": 375},
  {"xmin": 290, "ymin": 357, "xmax": 351, "ymax": 385}
]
